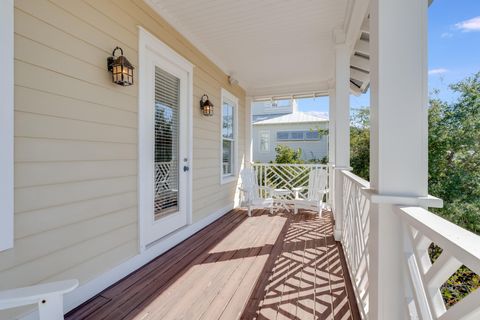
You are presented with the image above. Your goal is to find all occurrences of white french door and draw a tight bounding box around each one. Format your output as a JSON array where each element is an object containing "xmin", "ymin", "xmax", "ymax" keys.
[{"xmin": 139, "ymin": 28, "xmax": 192, "ymax": 249}]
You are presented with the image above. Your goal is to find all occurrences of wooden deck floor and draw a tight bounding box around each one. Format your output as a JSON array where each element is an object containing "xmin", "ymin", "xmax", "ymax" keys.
[{"xmin": 66, "ymin": 209, "xmax": 360, "ymax": 320}]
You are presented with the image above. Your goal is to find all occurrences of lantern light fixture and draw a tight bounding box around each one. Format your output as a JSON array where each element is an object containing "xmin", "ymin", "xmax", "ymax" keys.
[
  {"xmin": 107, "ymin": 46, "xmax": 134, "ymax": 86},
  {"xmin": 200, "ymin": 94, "xmax": 214, "ymax": 116}
]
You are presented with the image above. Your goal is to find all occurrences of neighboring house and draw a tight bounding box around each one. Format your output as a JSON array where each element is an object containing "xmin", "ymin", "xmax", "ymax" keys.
[
  {"xmin": 252, "ymin": 112, "xmax": 329, "ymax": 163},
  {"xmin": 252, "ymin": 99, "xmax": 297, "ymax": 122}
]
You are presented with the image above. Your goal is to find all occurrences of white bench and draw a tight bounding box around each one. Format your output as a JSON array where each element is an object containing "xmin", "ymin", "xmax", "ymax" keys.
[{"xmin": 0, "ymin": 279, "xmax": 78, "ymax": 320}]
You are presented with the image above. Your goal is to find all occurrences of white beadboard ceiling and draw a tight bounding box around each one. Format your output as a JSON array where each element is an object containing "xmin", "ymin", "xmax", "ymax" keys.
[{"xmin": 146, "ymin": 0, "xmax": 352, "ymax": 97}]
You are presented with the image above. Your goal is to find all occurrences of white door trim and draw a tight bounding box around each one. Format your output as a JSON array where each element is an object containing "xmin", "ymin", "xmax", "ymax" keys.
[
  {"xmin": 220, "ymin": 88, "xmax": 239, "ymax": 185},
  {"xmin": 138, "ymin": 26, "xmax": 193, "ymax": 251},
  {"xmin": 0, "ymin": 0, "xmax": 14, "ymax": 252}
]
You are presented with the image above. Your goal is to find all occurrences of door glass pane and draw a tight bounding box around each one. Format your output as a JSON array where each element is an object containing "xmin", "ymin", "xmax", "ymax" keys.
[
  {"xmin": 154, "ymin": 67, "xmax": 180, "ymax": 220},
  {"xmin": 223, "ymin": 140, "xmax": 233, "ymax": 175},
  {"xmin": 222, "ymin": 103, "xmax": 234, "ymax": 139}
]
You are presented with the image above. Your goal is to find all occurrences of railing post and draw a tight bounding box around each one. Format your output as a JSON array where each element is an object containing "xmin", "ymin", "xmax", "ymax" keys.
[
  {"xmin": 264, "ymin": 165, "xmax": 267, "ymax": 190},
  {"xmin": 328, "ymin": 163, "xmax": 334, "ymax": 208},
  {"xmin": 328, "ymin": 88, "xmax": 336, "ymax": 210}
]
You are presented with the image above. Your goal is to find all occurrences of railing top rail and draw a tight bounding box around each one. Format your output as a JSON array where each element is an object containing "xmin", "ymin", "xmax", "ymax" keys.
[
  {"xmin": 395, "ymin": 205, "xmax": 480, "ymax": 274},
  {"xmin": 341, "ymin": 170, "xmax": 370, "ymax": 188},
  {"xmin": 251, "ymin": 163, "xmax": 328, "ymax": 168}
]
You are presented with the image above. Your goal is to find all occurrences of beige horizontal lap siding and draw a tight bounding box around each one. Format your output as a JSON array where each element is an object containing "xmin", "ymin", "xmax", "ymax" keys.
[{"xmin": 1, "ymin": 0, "xmax": 245, "ymax": 318}]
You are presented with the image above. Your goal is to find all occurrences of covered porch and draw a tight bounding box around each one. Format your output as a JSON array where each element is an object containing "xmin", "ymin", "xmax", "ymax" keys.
[{"xmin": 2, "ymin": 0, "xmax": 480, "ymax": 320}]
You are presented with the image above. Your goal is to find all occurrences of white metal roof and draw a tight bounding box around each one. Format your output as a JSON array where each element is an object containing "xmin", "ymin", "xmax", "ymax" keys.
[{"xmin": 253, "ymin": 112, "xmax": 328, "ymax": 125}]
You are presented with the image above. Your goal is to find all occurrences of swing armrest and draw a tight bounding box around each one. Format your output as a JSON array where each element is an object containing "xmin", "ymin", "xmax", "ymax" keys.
[{"xmin": 0, "ymin": 279, "xmax": 78, "ymax": 310}]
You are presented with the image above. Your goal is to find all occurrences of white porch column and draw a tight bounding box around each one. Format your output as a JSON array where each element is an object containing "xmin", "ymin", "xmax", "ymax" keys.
[
  {"xmin": 328, "ymin": 88, "xmax": 336, "ymax": 209},
  {"xmin": 245, "ymin": 96, "xmax": 253, "ymax": 167},
  {"xmin": 369, "ymin": 0, "xmax": 429, "ymax": 319},
  {"xmin": 333, "ymin": 30, "xmax": 350, "ymax": 241}
]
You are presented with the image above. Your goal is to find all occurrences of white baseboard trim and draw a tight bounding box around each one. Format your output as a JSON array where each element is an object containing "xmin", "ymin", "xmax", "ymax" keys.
[{"xmin": 18, "ymin": 203, "xmax": 235, "ymax": 320}]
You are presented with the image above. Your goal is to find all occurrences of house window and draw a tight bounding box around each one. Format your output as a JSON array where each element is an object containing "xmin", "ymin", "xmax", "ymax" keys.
[
  {"xmin": 0, "ymin": 0, "xmax": 14, "ymax": 251},
  {"xmin": 290, "ymin": 131, "xmax": 304, "ymax": 140},
  {"xmin": 277, "ymin": 131, "xmax": 289, "ymax": 140},
  {"xmin": 221, "ymin": 89, "xmax": 238, "ymax": 183},
  {"xmin": 259, "ymin": 131, "xmax": 270, "ymax": 152},
  {"xmin": 276, "ymin": 130, "xmax": 322, "ymax": 141},
  {"xmin": 305, "ymin": 130, "xmax": 321, "ymax": 140}
]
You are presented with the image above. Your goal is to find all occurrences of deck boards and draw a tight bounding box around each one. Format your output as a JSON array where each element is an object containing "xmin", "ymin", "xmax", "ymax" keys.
[{"xmin": 66, "ymin": 208, "xmax": 360, "ymax": 320}]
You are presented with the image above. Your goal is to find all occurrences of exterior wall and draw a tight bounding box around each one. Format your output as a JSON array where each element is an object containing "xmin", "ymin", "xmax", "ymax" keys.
[
  {"xmin": 1, "ymin": 0, "xmax": 245, "ymax": 318},
  {"xmin": 252, "ymin": 122, "xmax": 329, "ymax": 163}
]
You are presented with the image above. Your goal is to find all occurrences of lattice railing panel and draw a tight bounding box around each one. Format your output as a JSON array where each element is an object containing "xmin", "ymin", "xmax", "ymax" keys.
[
  {"xmin": 341, "ymin": 170, "xmax": 371, "ymax": 319},
  {"xmin": 396, "ymin": 206, "xmax": 480, "ymax": 320},
  {"xmin": 252, "ymin": 163, "xmax": 329, "ymax": 201}
]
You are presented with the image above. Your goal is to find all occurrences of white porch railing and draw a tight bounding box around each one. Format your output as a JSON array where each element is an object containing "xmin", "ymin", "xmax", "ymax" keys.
[
  {"xmin": 395, "ymin": 206, "xmax": 480, "ymax": 320},
  {"xmin": 251, "ymin": 163, "xmax": 329, "ymax": 201},
  {"xmin": 341, "ymin": 170, "xmax": 371, "ymax": 319},
  {"xmin": 340, "ymin": 170, "xmax": 480, "ymax": 320}
]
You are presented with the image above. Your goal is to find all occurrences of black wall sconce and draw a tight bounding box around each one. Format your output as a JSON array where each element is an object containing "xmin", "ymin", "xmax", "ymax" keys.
[
  {"xmin": 107, "ymin": 46, "xmax": 134, "ymax": 86},
  {"xmin": 200, "ymin": 94, "xmax": 214, "ymax": 116}
]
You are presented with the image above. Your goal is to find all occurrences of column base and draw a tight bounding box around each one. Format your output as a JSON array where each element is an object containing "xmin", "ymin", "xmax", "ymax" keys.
[{"xmin": 334, "ymin": 229, "xmax": 342, "ymax": 242}]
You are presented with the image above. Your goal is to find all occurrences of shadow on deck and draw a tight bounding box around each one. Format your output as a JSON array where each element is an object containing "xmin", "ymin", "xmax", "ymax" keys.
[{"xmin": 66, "ymin": 208, "xmax": 360, "ymax": 320}]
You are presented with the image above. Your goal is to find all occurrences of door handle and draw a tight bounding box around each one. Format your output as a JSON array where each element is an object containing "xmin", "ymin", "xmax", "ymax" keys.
[{"xmin": 183, "ymin": 166, "xmax": 190, "ymax": 172}]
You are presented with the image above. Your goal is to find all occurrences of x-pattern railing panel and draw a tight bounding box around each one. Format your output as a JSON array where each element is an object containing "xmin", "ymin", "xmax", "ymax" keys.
[
  {"xmin": 341, "ymin": 171, "xmax": 370, "ymax": 319},
  {"xmin": 252, "ymin": 163, "xmax": 329, "ymax": 201},
  {"xmin": 396, "ymin": 206, "xmax": 480, "ymax": 320}
]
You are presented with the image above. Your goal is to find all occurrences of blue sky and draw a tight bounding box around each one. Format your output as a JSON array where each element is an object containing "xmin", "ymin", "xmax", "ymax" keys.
[{"xmin": 298, "ymin": 1, "xmax": 480, "ymax": 114}]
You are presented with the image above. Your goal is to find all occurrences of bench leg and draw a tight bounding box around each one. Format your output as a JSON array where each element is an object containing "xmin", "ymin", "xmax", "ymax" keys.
[{"xmin": 38, "ymin": 294, "xmax": 64, "ymax": 320}]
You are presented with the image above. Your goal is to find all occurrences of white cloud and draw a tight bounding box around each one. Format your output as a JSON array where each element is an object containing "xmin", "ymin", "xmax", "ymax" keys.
[
  {"xmin": 441, "ymin": 32, "xmax": 453, "ymax": 38},
  {"xmin": 455, "ymin": 16, "xmax": 480, "ymax": 32},
  {"xmin": 429, "ymin": 68, "xmax": 448, "ymax": 75}
]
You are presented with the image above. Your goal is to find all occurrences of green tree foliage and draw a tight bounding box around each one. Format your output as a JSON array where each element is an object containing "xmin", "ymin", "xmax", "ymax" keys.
[
  {"xmin": 350, "ymin": 108, "xmax": 370, "ymax": 180},
  {"xmin": 428, "ymin": 72, "xmax": 480, "ymax": 234},
  {"xmin": 428, "ymin": 73, "xmax": 480, "ymax": 307},
  {"xmin": 273, "ymin": 145, "xmax": 303, "ymax": 164}
]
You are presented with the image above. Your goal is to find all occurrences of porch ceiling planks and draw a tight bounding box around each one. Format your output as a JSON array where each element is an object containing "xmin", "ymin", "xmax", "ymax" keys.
[{"xmin": 65, "ymin": 209, "xmax": 359, "ymax": 320}]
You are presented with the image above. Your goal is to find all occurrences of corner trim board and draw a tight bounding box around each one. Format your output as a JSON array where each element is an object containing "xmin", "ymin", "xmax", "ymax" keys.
[{"xmin": 0, "ymin": 0, "xmax": 14, "ymax": 252}]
